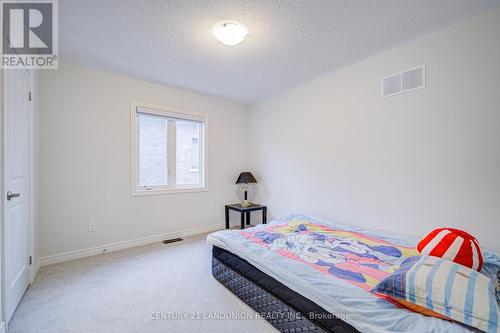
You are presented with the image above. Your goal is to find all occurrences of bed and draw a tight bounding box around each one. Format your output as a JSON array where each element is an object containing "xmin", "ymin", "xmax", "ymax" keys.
[{"xmin": 207, "ymin": 214, "xmax": 500, "ymax": 333}]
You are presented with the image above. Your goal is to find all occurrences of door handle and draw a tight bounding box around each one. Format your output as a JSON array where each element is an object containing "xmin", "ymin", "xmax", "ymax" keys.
[{"xmin": 6, "ymin": 191, "xmax": 20, "ymax": 201}]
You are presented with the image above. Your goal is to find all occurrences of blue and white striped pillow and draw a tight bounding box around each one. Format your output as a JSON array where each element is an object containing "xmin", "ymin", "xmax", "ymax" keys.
[{"xmin": 373, "ymin": 255, "xmax": 499, "ymax": 333}]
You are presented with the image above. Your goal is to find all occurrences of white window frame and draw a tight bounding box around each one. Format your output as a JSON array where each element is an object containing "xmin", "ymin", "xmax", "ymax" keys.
[{"xmin": 130, "ymin": 100, "xmax": 208, "ymax": 196}]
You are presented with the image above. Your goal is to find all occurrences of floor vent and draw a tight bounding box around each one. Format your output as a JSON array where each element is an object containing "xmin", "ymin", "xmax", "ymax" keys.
[
  {"xmin": 382, "ymin": 65, "xmax": 425, "ymax": 97},
  {"xmin": 162, "ymin": 237, "xmax": 183, "ymax": 244}
]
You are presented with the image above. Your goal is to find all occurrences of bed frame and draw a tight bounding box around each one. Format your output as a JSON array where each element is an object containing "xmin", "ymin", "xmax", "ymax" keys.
[{"xmin": 211, "ymin": 246, "xmax": 359, "ymax": 333}]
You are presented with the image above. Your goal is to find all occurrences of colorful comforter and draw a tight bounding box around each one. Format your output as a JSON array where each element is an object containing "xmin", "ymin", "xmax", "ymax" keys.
[
  {"xmin": 241, "ymin": 220, "xmax": 417, "ymax": 294},
  {"xmin": 207, "ymin": 215, "xmax": 500, "ymax": 333}
]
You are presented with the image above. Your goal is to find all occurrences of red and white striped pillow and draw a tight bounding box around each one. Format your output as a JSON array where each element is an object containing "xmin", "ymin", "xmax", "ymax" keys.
[{"xmin": 417, "ymin": 228, "xmax": 483, "ymax": 271}]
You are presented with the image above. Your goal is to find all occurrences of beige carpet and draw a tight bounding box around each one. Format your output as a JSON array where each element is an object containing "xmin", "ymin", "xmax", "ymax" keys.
[{"xmin": 9, "ymin": 233, "xmax": 277, "ymax": 333}]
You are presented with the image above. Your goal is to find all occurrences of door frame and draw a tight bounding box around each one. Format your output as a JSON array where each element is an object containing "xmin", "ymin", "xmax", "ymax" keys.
[{"xmin": 1, "ymin": 67, "xmax": 36, "ymax": 326}]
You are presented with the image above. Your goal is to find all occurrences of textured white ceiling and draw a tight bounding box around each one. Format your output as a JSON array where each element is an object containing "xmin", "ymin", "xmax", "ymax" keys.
[{"xmin": 60, "ymin": 0, "xmax": 499, "ymax": 105}]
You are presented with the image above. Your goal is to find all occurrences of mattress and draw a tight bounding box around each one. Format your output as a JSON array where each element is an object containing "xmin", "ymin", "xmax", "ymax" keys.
[
  {"xmin": 208, "ymin": 214, "xmax": 500, "ymax": 333},
  {"xmin": 213, "ymin": 245, "xmax": 359, "ymax": 332}
]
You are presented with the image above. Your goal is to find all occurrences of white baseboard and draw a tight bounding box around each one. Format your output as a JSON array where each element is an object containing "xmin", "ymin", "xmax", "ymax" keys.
[
  {"xmin": 39, "ymin": 223, "xmax": 223, "ymax": 267},
  {"xmin": 31, "ymin": 258, "xmax": 41, "ymax": 282}
]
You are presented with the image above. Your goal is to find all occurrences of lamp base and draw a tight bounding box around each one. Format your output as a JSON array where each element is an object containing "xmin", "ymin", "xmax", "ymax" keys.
[{"xmin": 240, "ymin": 200, "xmax": 252, "ymax": 208}]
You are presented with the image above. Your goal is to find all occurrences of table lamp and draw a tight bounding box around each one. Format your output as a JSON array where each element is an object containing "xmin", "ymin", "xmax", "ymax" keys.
[{"xmin": 236, "ymin": 172, "xmax": 257, "ymax": 207}]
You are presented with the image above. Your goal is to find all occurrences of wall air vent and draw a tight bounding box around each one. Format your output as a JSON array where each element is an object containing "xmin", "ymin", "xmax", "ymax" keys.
[{"xmin": 382, "ymin": 65, "xmax": 425, "ymax": 97}]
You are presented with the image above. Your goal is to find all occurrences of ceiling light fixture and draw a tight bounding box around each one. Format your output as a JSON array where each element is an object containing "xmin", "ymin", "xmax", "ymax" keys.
[{"xmin": 212, "ymin": 21, "xmax": 248, "ymax": 46}]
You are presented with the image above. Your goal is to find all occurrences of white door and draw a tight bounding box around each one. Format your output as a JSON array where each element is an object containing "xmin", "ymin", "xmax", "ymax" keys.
[{"xmin": 3, "ymin": 68, "xmax": 32, "ymax": 323}]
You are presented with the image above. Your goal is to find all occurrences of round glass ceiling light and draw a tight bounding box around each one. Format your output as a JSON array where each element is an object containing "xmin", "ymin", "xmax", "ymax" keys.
[{"xmin": 212, "ymin": 21, "xmax": 248, "ymax": 46}]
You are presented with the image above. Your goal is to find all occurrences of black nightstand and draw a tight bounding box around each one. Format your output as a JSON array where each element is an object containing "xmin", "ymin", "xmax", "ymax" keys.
[{"xmin": 225, "ymin": 203, "xmax": 267, "ymax": 229}]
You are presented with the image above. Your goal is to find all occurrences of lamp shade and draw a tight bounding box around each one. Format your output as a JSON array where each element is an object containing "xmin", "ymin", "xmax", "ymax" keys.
[{"xmin": 236, "ymin": 172, "xmax": 257, "ymax": 184}]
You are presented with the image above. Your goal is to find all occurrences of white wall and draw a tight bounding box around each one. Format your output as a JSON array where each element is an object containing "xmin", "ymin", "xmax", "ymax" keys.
[
  {"xmin": 38, "ymin": 7, "xmax": 500, "ymax": 258},
  {"xmin": 248, "ymin": 8, "xmax": 500, "ymax": 252},
  {"xmin": 38, "ymin": 62, "xmax": 247, "ymax": 258}
]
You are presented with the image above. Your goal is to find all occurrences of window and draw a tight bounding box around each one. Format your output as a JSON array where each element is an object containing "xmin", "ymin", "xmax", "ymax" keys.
[
  {"xmin": 131, "ymin": 101, "xmax": 207, "ymax": 195},
  {"xmin": 138, "ymin": 114, "xmax": 168, "ymax": 187},
  {"xmin": 176, "ymin": 121, "xmax": 201, "ymax": 184},
  {"xmin": 190, "ymin": 138, "xmax": 200, "ymax": 171}
]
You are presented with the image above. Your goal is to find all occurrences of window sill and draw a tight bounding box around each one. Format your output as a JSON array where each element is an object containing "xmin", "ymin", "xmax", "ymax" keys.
[{"xmin": 130, "ymin": 186, "xmax": 208, "ymax": 197}]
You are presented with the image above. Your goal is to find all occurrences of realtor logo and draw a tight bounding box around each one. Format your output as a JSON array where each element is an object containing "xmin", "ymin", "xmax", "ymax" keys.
[{"xmin": 2, "ymin": 0, "xmax": 58, "ymax": 69}]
